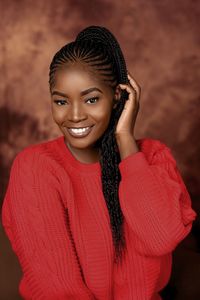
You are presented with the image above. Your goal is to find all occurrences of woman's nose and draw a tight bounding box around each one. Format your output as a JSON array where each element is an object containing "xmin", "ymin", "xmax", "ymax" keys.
[{"xmin": 67, "ymin": 103, "xmax": 87, "ymax": 122}]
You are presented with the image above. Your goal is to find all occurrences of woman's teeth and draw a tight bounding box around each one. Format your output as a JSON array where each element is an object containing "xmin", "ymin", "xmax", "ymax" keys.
[
  {"xmin": 67, "ymin": 126, "xmax": 93, "ymax": 137},
  {"xmin": 70, "ymin": 126, "xmax": 90, "ymax": 133}
]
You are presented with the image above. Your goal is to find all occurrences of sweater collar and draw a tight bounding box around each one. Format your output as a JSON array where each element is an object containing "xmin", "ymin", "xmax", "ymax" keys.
[{"xmin": 56, "ymin": 135, "xmax": 101, "ymax": 175}]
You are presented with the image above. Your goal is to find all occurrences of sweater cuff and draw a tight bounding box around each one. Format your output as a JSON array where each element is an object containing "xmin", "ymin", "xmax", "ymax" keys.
[{"xmin": 118, "ymin": 151, "xmax": 149, "ymax": 177}]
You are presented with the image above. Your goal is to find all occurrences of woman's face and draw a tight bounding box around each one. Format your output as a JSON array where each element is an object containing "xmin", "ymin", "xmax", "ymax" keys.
[{"xmin": 51, "ymin": 65, "xmax": 119, "ymax": 154}]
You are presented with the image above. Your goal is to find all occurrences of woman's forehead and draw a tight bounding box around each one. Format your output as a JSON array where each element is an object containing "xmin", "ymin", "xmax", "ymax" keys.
[{"xmin": 53, "ymin": 66, "xmax": 113, "ymax": 93}]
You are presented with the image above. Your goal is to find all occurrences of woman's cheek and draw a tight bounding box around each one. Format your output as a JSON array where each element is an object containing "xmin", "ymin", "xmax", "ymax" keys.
[{"xmin": 52, "ymin": 107, "xmax": 67, "ymax": 124}]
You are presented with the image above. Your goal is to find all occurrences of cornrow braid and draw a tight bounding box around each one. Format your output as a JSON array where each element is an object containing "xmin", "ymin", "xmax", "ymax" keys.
[
  {"xmin": 49, "ymin": 40, "xmax": 118, "ymax": 91},
  {"xmin": 49, "ymin": 25, "xmax": 130, "ymax": 265}
]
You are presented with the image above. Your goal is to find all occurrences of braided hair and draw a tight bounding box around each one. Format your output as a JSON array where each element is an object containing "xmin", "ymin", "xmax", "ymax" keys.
[{"xmin": 49, "ymin": 25, "xmax": 130, "ymax": 265}]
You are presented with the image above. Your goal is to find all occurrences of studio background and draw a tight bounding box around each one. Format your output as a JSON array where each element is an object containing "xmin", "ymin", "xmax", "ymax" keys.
[{"xmin": 0, "ymin": 0, "xmax": 199, "ymax": 299}]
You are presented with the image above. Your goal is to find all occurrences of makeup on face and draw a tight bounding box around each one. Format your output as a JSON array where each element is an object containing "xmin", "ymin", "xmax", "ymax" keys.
[
  {"xmin": 51, "ymin": 67, "xmax": 115, "ymax": 165},
  {"xmin": 51, "ymin": 87, "xmax": 103, "ymax": 99}
]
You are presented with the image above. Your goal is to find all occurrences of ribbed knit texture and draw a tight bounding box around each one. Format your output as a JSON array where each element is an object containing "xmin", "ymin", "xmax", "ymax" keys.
[{"xmin": 1, "ymin": 135, "xmax": 197, "ymax": 300}]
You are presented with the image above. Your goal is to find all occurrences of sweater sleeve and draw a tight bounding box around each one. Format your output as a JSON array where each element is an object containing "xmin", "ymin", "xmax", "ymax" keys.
[
  {"xmin": 118, "ymin": 140, "xmax": 197, "ymax": 257},
  {"xmin": 1, "ymin": 150, "xmax": 95, "ymax": 300}
]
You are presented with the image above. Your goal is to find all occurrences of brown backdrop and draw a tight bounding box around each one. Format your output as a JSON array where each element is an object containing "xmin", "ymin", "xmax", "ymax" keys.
[{"xmin": 0, "ymin": 0, "xmax": 200, "ymax": 299}]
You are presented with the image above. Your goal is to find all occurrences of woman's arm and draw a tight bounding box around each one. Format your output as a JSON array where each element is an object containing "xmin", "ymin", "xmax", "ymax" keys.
[
  {"xmin": 1, "ymin": 150, "xmax": 95, "ymax": 300},
  {"xmin": 118, "ymin": 139, "xmax": 197, "ymax": 257}
]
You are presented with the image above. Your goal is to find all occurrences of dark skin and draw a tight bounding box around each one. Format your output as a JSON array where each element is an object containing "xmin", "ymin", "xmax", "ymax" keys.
[{"xmin": 50, "ymin": 63, "xmax": 140, "ymax": 163}]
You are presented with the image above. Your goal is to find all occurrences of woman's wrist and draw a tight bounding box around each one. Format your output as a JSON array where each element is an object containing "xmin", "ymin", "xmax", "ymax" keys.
[{"xmin": 115, "ymin": 133, "xmax": 140, "ymax": 160}]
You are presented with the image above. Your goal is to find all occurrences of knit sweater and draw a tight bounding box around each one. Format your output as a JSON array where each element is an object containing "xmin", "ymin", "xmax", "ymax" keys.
[{"xmin": 1, "ymin": 135, "xmax": 197, "ymax": 300}]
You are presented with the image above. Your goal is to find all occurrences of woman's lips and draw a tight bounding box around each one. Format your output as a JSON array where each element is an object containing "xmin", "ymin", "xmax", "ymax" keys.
[{"xmin": 66, "ymin": 125, "xmax": 94, "ymax": 138}]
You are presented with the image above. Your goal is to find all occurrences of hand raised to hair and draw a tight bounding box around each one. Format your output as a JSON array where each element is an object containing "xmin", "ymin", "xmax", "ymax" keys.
[{"xmin": 114, "ymin": 71, "xmax": 141, "ymax": 139}]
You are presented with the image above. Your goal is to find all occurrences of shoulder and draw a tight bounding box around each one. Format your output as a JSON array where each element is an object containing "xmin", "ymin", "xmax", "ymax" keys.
[
  {"xmin": 10, "ymin": 137, "xmax": 64, "ymax": 180},
  {"xmin": 7, "ymin": 137, "xmax": 72, "ymax": 210},
  {"xmin": 136, "ymin": 137, "xmax": 177, "ymax": 165},
  {"xmin": 13, "ymin": 137, "xmax": 60, "ymax": 163}
]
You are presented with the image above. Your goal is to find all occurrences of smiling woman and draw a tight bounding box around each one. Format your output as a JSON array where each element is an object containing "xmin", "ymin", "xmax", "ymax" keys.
[
  {"xmin": 1, "ymin": 25, "xmax": 197, "ymax": 300},
  {"xmin": 50, "ymin": 66, "xmax": 118, "ymax": 163}
]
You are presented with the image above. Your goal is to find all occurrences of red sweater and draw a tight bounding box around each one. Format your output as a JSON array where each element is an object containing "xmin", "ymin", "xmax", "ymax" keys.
[{"xmin": 1, "ymin": 135, "xmax": 197, "ymax": 300}]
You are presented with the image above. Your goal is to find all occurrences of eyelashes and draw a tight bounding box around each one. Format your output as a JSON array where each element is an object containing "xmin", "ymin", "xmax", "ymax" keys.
[
  {"xmin": 85, "ymin": 97, "xmax": 99, "ymax": 104},
  {"xmin": 54, "ymin": 100, "xmax": 67, "ymax": 106},
  {"xmin": 54, "ymin": 97, "xmax": 99, "ymax": 106}
]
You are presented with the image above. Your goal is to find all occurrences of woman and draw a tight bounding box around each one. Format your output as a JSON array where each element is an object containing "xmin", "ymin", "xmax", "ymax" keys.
[{"xmin": 1, "ymin": 25, "xmax": 197, "ymax": 300}]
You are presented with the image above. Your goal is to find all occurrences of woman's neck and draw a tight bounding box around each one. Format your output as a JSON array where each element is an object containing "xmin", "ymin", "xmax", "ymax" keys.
[{"xmin": 65, "ymin": 141, "xmax": 100, "ymax": 164}]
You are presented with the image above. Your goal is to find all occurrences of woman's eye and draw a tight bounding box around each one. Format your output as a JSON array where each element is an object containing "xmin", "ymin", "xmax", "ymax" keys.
[
  {"xmin": 54, "ymin": 100, "xmax": 67, "ymax": 106},
  {"xmin": 86, "ymin": 97, "xmax": 99, "ymax": 104},
  {"xmin": 54, "ymin": 97, "xmax": 99, "ymax": 106}
]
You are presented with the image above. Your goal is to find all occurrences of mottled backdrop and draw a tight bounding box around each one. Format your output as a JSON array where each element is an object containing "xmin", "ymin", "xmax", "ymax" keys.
[{"xmin": 0, "ymin": 0, "xmax": 200, "ymax": 299}]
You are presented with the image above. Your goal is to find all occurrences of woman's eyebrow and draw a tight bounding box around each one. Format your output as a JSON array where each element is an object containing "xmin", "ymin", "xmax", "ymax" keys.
[{"xmin": 51, "ymin": 87, "xmax": 103, "ymax": 97}]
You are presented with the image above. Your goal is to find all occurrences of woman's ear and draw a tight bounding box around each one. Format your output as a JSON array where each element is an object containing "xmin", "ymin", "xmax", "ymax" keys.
[{"xmin": 113, "ymin": 85, "xmax": 121, "ymax": 109}]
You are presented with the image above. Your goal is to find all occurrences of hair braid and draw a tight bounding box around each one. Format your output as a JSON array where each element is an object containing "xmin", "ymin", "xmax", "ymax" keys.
[{"xmin": 49, "ymin": 25, "xmax": 130, "ymax": 265}]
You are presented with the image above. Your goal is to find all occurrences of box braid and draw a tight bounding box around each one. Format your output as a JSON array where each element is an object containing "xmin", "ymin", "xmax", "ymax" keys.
[{"xmin": 49, "ymin": 25, "xmax": 130, "ymax": 265}]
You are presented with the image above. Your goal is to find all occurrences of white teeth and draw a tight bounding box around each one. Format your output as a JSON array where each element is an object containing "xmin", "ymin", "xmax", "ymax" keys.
[{"xmin": 70, "ymin": 126, "xmax": 90, "ymax": 133}]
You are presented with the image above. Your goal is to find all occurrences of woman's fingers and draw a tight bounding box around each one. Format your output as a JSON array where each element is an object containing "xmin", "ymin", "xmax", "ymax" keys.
[
  {"xmin": 119, "ymin": 83, "xmax": 136, "ymax": 104},
  {"xmin": 127, "ymin": 71, "xmax": 141, "ymax": 102}
]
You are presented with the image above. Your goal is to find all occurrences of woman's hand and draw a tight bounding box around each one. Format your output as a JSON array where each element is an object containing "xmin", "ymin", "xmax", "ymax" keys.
[{"xmin": 115, "ymin": 71, "xmax": 141, "ymax": 139}]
